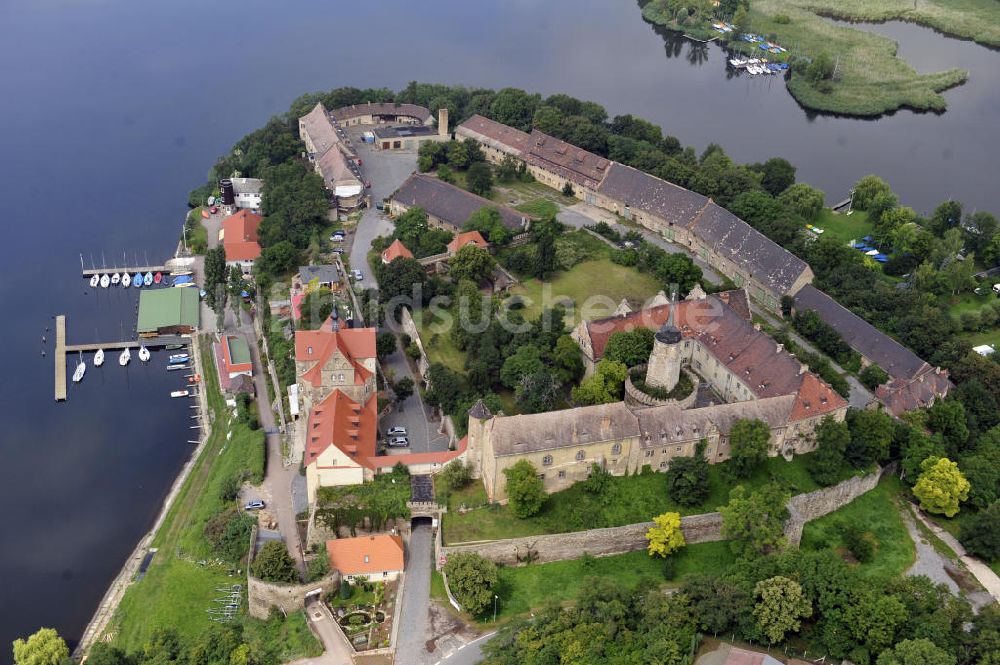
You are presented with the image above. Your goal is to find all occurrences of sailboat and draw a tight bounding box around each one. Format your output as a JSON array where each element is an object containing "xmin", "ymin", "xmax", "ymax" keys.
[
  {"xmin": 89, "ymin": 274, "xmax": 99, "ymax": 288},
  {"xmin": 122, "ymin": 272, "xmax": 131, "ymax": 287},
  {"xmin": 133, "ymin": 272, "xmax": 143, "ymax": 288},
  {"xmin": 154, "ymin": 272, "xmax": 162, "ymax": 284},
  {"xmin": 111, "ymin": 272, "xmax": 121, "ymax": 285},
  {"xmin": 143, "ymin": 272, "xmax": 153, "ymax": 286},
  {"xmin": 72, "ymin": 353, "xmax": 86, "ymax": 383},
  {"xmin": 138, "ymin": 345, "xmax": 151, "ymax": 362},
  {"xmin": 100, "ymin": 274, "xmax": 111, "ymax": 288},
  {"xmin": 94, "ymin": 348, "xmax": 105, "ymax": 367},
  {"xmin": 119, "ymin": 347, "xmax": 131, "ymax": 366}
]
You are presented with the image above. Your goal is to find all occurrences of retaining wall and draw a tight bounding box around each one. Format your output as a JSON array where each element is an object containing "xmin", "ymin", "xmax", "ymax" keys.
[
  {"xmin": 247, "ymin": 572, "xmax": 341, "ymax": 619},
  {"xmin": 785, "ymin": 466, "xmax": 885, "ymax": 545}
]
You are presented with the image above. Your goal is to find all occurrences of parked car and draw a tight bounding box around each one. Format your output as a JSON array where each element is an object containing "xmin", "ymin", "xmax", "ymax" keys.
[
  {"xmin": 375, "ymin": 201, "xmax": 384, "ymax": 211},
  {"xmin": 352, "ymin": 269, "xmax": 364, "ymax": 281},
  {"xmin": 387, "ymin": 426, "xmax": 407, "ymax": 436},
  {"xmin": 244, "ymin": 500, "xmax": 265, "ymax": 510},
  {"xmin": 332, "ymin": 247, "xmax": 345, "ymax": 254},
  {"xmin": 388, "ymin": 436, "xmax": 409, "ymax": 448},
  {"xmin": 210, "ymin": 206, "xmax": 218, "ymax": 214}
]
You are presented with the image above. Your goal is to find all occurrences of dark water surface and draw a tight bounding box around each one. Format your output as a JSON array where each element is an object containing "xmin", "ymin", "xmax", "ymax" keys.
[{"xmin": 1, "ymin": 0, "xmax": 998, "ymax": 657}]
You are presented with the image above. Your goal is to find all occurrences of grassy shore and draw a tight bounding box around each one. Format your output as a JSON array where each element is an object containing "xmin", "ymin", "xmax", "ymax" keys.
[{"xmin": 108, "ymin": 336, "xmax": 319, "ymax": 658}]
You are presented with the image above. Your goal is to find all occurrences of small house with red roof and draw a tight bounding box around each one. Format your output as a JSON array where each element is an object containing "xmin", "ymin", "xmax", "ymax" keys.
[
  {"xmin": 381, "ymin": 239, "xmax": 414, "ymax": 264},
  {"xmin": 446, "ymin": 230, "xmax": 488, "ymax": 255},
  {"xmin": 220, "ymin": 334, "xmax": 253, "ymax": 379},
  {"xmin": 326, "ymin": 534, "xmax": 404, "ymax": 581},
  {"xmin": 221, "ymin": 209, "xmax": 263, "ymax": 273}
]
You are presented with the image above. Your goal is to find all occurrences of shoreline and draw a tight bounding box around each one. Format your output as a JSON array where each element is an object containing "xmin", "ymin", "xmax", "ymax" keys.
[{"xmin": 73, "ymin": 331, "xmax": 212, "ymax": 658}]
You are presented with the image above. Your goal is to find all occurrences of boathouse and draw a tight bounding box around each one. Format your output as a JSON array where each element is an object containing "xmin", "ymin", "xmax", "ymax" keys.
[{"xmin": 137, "ymin": 288, "xmax": 200, "ymax": 336}]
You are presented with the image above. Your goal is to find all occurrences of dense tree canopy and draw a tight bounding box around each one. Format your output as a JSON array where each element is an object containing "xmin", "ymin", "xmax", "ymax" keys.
[{"xmin": 503, "ymin": 459, "xmax": 546, "ymax": 518}]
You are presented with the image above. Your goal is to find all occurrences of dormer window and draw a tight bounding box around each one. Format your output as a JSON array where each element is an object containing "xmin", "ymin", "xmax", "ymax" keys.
[
  {"xmin": 364, "ymin": 555, "xmax": 369, "ymax": 563},
  {"xmin": 307, "ymin": 346, "xmax": 313, "ymax": 355}
]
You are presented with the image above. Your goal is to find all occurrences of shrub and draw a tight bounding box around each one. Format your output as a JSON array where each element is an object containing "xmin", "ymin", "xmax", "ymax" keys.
[
  {"xmin": 444, "ymin": 552, "xmax": 499, "ymax": 616},
  {"xmin": 503, "ymin": 460, "xmax": 546, "ymax": 518},
  {"xmin": 840, "ymin": 522, "xmax": 875, "ymax": 563},
  {"xmin": 774, "ymin": 14, "xmax": 790, "ymax": 24},
  {"xmin": 251, "ymin": 541, "xmax": 298, "ymax": 583},
  {"xmin": 204, "ymin": 508, "xmax": 256, "ymax": 563},
  {"xmin": 859, "ymin": 364, "xmax": 890, "ymax": 390}
]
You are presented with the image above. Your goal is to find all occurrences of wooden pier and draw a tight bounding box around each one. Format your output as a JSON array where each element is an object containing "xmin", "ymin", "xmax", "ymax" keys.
[
  {"xmin": 54, "ymin": 313, "xmax": 191, "ymax": 400},
  {"xmin": 81, "ymin": 265, "xmax": 169, "ymax": 277}
]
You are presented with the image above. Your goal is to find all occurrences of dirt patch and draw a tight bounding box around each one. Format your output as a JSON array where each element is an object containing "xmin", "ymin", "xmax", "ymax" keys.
[
  {"xmin": 354, "ymin": 655, "xmax": 393, "ymax": 665},
  {"xmin": 424, "ymin": 600, "xmax": 483, "ymax": 656}
]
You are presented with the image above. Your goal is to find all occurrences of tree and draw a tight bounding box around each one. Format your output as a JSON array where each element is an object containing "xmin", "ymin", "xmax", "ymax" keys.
[
  {"xmin": 846, "ymin": 409, "xmax": 895, "ymax": 467},
  {"xmin": 551, "ymin": 335, "xmax": 584, "ymax": 384},
  {"xmin": 464, "ymin": 206, "xmax": 511, "ymax": 244},
  {"xmin": 438, "ymin": 460, "xmax": 473, "ymax": 495},
  {"xmin": 443, "ymin": 552, "xmax": 499, "ymax": 616},
  {"xmin": 959, "ymin": 501, "xmax": 1000, "ymax": 560},
  {"xmin": 603, "ymin": 328, "xmax": 656, "ymax": 367},
  {"xmin": 912, "ymin": 457, "xmax": 970, "ymax": 517},
  {"xmin": 960, "ymin": 440, "xmax": 1000, "ymax": 510},
  {"xmin": 859, "ymin": 364, "xmax": 890, "ymax": 390},
  {"xmin": 515, "ymin": 369, "xmax": 560, "ymax": 414},
  {"xmin": 377, "ymin": 257, "xmax": 427, "ymax": 303},
  {"xmin": 571, "ymin": 359, "xmax": 627, "ymax": 405},
  {"xmin": 503, "ymin": 459, "xmax": 546, "ymax": 518},
  {"xmin": 927, "ymin": 399, "xmax": 969, "ymax": 455},
  {"xmin": 808, "ymin": 416, "xmax": 850, "ymax": 486},
  {"xmin": 805, "ymin": 52, "xmax": 835, "ymax": 84},
  {"xmin": 466, "ymin": 162, "xmax": 493, "ymax": 197},
  {"xmin": 489, "ymin": 87, "xmax": 539, "ymax": 131},
  {"xmin": 376, "ymin": 332, "xmax": 398, "ymax": 360},
  {"xmin": 720, "ymin": 484, "xmax": 790, "ymax": 558},
  {"xmin": 393, "ymin": 376, "xmax": 414, "ymax": 403},
  {"xmin": 753, "ymin": 576, "xmax": 812, "ymax": 644},
  {"xmin": 500, "ymin": 344, "xmax": 544, "ymax": 389},
  {"xmin": 852, "ymin": 174, "xmax": 894, "ymax": 212},
  {"xmin": 307, "ymin": 544, "xmax": 330, "ymax": 582},
  {"xmin": 204, "ymin": 245, "xmax": 228, "ymax": 310},
  {"xmin": 729, "ymin": 419, "xmax": 770, "ymax": 478},
  {"xmin": 778, "ymin": 182, "xmax": 825, "ymax": 220},
  {"xmin": 753, "ymin": 157, "xmax": 796, "ymax": 197},
  {"xmin": 646, "ymin": 511, "xmax": 686, "ymax": 558},
  {"xmin": 901, "ymin": 428, "xmax": 946, "ymax": 485},
  {"xmin": 655, "ymin": 253, "xmax": 703, "ymax": 295},
  {"xmin": 449, "ymin": 244, "xmax": 495, "ymax": 284},
  {"xmin": 665, "ymin": 441, "xmax": 710, "ymax": 506},
  {"xmin": 876, "ymin": 639, "xmax": 956, "ymax": 665},
  {"xmin": 425, "ymin": 363, "xmax": 464, "ymax": 414},
  {"xmin": 250, "ymin": 540, "xmax": 298, "ymax": 583},
  {"xmin": 84, "ymin": 643, "xmax": 127, "ymax": 665},
  {"xmin": 12, "ymin": 629, "xmax": 69, "ymax": 665}
]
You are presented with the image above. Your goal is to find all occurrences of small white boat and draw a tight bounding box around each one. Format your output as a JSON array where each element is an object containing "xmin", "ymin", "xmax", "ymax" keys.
[
  {"xmin": 139, "ymin": 346, "xmax": 151, "ymax": 362},
  {"xmin": 143, "ymin": 272, "xmax": 153, "ymax": 286},
  {"xmin": 171, "ymin": 390, "xmax": 190, "ymax": 398},
  {"xmin": 122, "ymin": 273, "xmax": 131, "ymax": 288},
  {"xmin": 119, "ymin": 347, "xmax": 131, "ymax": 366},
  {"xmin": 169, "ymin": 353, "xmax": 190, "ymax": 363},
  {"xmin": 72, "ymin": 358, "xmax": 86, "ymax": 383},
  {"xmin": 89, "ymin": 274, "xmax": 99, "ymax": 288},
  {"xmin": 94, "ymin": 348, "xmax": 105, "ymax": 367},
  {"xmin": 111, "ymin": 272, "xmax": 121, "ymax": 285},
  {"xmin": 166, "ymin": 364, "xmax": 190, "ymax": 371},
  {"xmin": 100, "ymin": 274, "xmax": 110, "ymax": 288}
]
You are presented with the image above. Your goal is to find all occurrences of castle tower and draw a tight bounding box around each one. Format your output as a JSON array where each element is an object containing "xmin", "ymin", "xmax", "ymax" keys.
[
  {"xmin": 645, "ymin": 295, "xmax": 682, "ymax": 392},
  {"xmin": 438, "ymin": 108, "xmax": 449, "ymax": 137},
  {"xmin": 465, "ymin": 399, "xmax": 493, "ymax": 478}
]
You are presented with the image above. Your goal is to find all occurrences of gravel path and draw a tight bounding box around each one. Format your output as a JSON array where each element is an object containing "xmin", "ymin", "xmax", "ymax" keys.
[{"xmin": 899, "ymin": 503, "xmax": 960, "ymax": 594}]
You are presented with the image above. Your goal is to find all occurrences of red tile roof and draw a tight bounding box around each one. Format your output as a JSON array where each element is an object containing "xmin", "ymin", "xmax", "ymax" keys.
[
  {"xmin": 381, "ymin": 239, "xmax": 414, "ymax": 263},
  {"xmin": 584, "ymin": 291, "xmax": 845, "ymax": 420},
  {"xmin": 306, "ymin": 389, "xmax": 378, "ymax": 466},
  {"xmin": 447, "ymin": 230, "xmax": 488, "ymax": 254},
  {"xmin": 222, "ymin": 210, "xmax": 263, "ymax": 261},
  {"xmin": 326, "ymin": 534, "xmax": 404, "ymax": 575},
  {"xmin": 295, "ymin": 327, "xmax": 376, "ymax": 388}
]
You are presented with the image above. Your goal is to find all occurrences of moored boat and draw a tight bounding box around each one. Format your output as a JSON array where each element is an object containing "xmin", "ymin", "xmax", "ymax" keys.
[
  {"xmin": 122, "ymin": 272, "xmax": 131, "ymax": 287},
  {"xmin": 139, "ymin": 345, "xmax": 151, "ymax": 362},
  {"xmin": 166, "ymin": 364, "xmax": 190, "ymax": 371},
  {"xmin": 119, "ymin": 347, "xmax": 131, "ymax": 366},
  {"xmin": 133, "ymin": 272, "xmax": 143, "ymax": 288},
  {"xmin": 111, "ymin": 272, "xmax": 120, "ymax": 285},
  {"xmin": 143, "ymin": 272, "xmax": 153, "ymax": 286},
  {"xmin": 72, "ymin": 355, "xmax": 86, "ymax": 383},
  {"xmin": 154, "ymin": 272, "xmax": 162, "ymax": 284},
  {"xmin": 94, "ymin": 348, "xmax": 105, "ymax": 367},
  {"xmin": 89, "ymin": 274, "xmax": 99, "ymax": 288},
  {"xmin": 165, "ymin": 344, "xmax": 185, "ymax": 350},
  {"xmin": 170, "ymin": 390, "xmax": 190, "ymax": 398},
  {"xmin": 100, "ymin": 274, "xmax": 110, "ymax": 288},
  {"xmin": 169, "ymin": 353, "xmax": 190, "ymax": 364}
]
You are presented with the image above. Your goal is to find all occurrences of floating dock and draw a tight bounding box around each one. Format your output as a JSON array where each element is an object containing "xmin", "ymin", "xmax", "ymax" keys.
[
  {"xmin": 54, "ymin": 314, "xmax": 190, "ymax": 401},
  {"xmin": 81, "ymin": 265, "xmax": 169, "ymax": 277}
]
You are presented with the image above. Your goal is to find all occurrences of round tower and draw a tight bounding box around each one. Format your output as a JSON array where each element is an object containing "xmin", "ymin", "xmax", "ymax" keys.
[{"xmin": 645, "ymin": 301, "xmax": 682, "ymax": 392}]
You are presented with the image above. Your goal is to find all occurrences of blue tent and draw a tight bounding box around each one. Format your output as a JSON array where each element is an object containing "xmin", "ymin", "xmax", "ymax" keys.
[
  {"xmin": 873, "ymin": 254, "xmax": 890, "ymax": 263},
  {"xmin": 173, "ymin": 275, "xmax": 194, "ymax": 285},
  {"xmin": 862, "ymin": 235, "xmax": 874, "ymax": 242}
]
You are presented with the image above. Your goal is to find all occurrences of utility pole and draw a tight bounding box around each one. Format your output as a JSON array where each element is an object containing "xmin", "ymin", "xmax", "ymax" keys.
[{"xmin": 493, "ymin": 594, "xmax": 499, "ymax": 623}]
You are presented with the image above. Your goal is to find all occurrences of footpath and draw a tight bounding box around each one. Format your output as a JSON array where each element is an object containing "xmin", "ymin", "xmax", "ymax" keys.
[{"xmin": 908, "ymin": 503, "xmax": 1000, "ymax": 603}]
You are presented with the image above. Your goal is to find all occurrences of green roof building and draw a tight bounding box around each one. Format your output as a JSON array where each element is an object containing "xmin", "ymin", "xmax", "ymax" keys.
[{"xmin": 137, "ymin": 288, "xmax": 200, "ymax": 335}]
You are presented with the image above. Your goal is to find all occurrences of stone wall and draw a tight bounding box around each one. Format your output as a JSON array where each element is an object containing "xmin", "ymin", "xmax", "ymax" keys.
[
  {"xmin": 624, "ymin": 366, "xmax": 699, "ymax": 410},
  {"xmin": 784, "ymin": 466, "xmax": 885, "ymax": 545},
  {"xmin": 439, "ymin": 512, "xmax": 724, "ymax": 566},
  {"xmin": 247, "ymin": 572, "xmax": 341, "ymax": 619},
  {"xmin": 398, "ymin": 307, "xmax": 430, "ymax": 380}
]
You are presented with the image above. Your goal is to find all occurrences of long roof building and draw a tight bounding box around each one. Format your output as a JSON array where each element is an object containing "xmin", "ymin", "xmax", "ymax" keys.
[{"xmin": 390, "ymin": 173, "xmax": 528, "ymax": 232}]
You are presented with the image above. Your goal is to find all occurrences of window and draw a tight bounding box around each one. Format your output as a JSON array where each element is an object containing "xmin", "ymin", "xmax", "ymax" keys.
[
  {"xmin": 611, "ymin": 443, "xmax": 622, "ymax": 455},
  {"xmin": 644, "ymin": 449, "xmax": 653, "ymax": 457},
  {"xmin": 575, "ymin": 450, "xmax": 585, "ymax": 461},
  {"xmin": 538, "ymin": 473, "xmax": 545, "ymax": 480},
  {"xmin": 542, "ymin": 455, "xmax": 553, "ymax": 467},
  {"xmin": 660, "ymin": 461, "xmax": 668, "ymax": 468},
  {"xmin": 676, "ymin": 446, "xmax": 681, "ymax": 452},
  {"xmin": 558, "ymin": 470, "xmax": 566, "ymax": 479}
]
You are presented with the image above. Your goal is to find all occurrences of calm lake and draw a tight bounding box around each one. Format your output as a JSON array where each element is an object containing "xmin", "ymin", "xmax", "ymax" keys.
[{"xmin": 1, "ymin": 0, "xmax": 997, "ymax": 658}]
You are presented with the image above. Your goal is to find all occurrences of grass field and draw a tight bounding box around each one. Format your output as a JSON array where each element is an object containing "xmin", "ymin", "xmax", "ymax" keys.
[
  {"xmin": 493, "ymin": 541, "xmax": 732, "ymax": 621},
  {"xmin": 109, "ymin": 337, "xmax": 319, "ymax": 658},
  {"xmin": 414, "ymin": 308, "xmax": 467, "ymax": 373},
  {"xmin": 515, "ymin": 198, "xmax": 559, "ymax": 218},
  {"xmin": 811, "ymin": 209, "xmax": 872, "ymax": 246},
  {"xmin": 800, "ymin": 476, "xmax": 915, "ymax": 581},
  {"xmin": 509, "ymin": 258, "xmax": 662, "ymax": 321},
  {"xmin": 493, "ymin": 180, "xmax": 576, "ymax": 209},
  {"xmin": 443, "ymin": 453, "xmax": 837, "ymax": 545}
]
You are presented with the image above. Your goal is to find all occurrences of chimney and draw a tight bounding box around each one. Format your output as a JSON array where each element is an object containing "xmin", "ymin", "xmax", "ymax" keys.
[
  {"xmin": 799, "ymin": 363, "xmax": 808, "ymax": 375},
  {"xmin": 438, "ymin": 108, "xmax": 449, "ymax": 138}
]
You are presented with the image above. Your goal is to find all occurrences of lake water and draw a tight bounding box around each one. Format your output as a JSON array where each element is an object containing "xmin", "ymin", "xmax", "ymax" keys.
[{"xmin": 1, "ymin": 0, "xmax": 997, "ymax": 658}]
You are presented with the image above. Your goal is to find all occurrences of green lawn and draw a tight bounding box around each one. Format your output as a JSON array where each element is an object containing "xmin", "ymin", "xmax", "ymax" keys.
[
  {"xmin": 414, "ymin": 308, "xmax": 467, "ymax": 373},
  {"xmin": 109, "ymin": 337, "xmax": 318, "ymax": 658},
  {"xmin": 443, "ymin": 453, "xmax": 832, "ymax": 545},
  {"xmin": 494, "ymin": 542, "xmax": 732, "ymax": 621},
  {"xmin": 811, "ymin": 209, "xmax": 872, "ymax": 246},
  {"xmin": 493, "ymin": 179, "xmax": 575, "ymax": 209},
  {"xmin": 509, "ymin": 258, "xmax": 662, "ymax": 321},
  {"xmin": 515, "ymin": 198, "xmax": 559, "ymax": 218},
  {"xmin": 800, "ymin": 476, "xmax": 915, "ymax": 581}
]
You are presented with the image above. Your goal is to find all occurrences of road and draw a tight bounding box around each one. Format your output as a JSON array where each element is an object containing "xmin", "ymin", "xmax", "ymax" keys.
[
  {"xmin": 380, "ymin": 341, "xmax": 449, "ymax": 455},
  {"xmin": 395, "ymin": 522, "xmax": 434, "ymax": 664},
  {"xmin": 434, "ymin": 633, "xmax": 494, "ymax": 665},
  {"xmin": 287, "ymin": 598, "xmax": 354, "ymax": 665},
  {"xmin": 346, "ymin": 128, "xmax": 418, "ymax": 290}
]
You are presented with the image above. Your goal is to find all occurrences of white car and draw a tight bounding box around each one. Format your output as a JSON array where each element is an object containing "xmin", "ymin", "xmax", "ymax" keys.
[
  {"xmin": 352, "ymin": 269, "xmax": 364, "ymax": 281},
  {"xmin": 388, "ymin": 436, "xmax": 409, "ymax": 448},
  {"xmin": 387, "ymin": 426, "xmax": 407, "ymax": 436}
]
